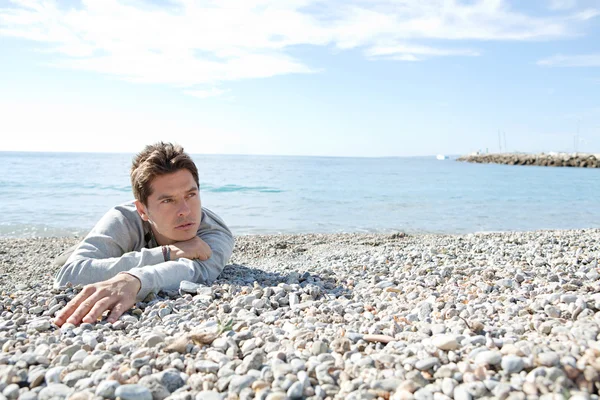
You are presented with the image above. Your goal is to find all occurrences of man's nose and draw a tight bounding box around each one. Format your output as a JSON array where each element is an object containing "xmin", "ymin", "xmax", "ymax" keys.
[{"xmin": 177, "ymin": 200, "xmax": 191, "ymax": 216}]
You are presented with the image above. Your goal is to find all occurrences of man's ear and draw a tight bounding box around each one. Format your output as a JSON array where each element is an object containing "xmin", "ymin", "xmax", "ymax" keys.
[{"xmin": 134, "ymin": 200, "xmax": 150, "ymax": 221}]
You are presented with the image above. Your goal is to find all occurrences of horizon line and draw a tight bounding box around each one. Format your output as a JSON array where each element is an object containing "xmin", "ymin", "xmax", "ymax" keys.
[{"xmin": 0, "ymin": 149, "xmax": 466, "ymax": 159}]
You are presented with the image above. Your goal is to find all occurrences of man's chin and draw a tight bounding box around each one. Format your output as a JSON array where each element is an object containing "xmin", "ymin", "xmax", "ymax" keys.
[{"xmin": 171, "ymin": 229, "xmax": 198, "ymax": 242}]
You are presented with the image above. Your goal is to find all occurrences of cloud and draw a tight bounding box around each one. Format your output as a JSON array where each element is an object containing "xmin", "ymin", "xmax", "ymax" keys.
[
  {"xmin": 538, "ymin": 53, "xmax": 600, "ymax": 67},
  {"xmin": 0, "ymin": 0, "xmax": 594, "ymax": 93}
]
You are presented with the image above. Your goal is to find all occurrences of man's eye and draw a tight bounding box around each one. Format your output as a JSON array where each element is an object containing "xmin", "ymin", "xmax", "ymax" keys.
[
  {"xmin": 187, "ymin": 193, "xmax": 196, "ymax": 198},
  {"xmin": 162, "ymin": 199, "xmax": 172, "ymax": 204}
]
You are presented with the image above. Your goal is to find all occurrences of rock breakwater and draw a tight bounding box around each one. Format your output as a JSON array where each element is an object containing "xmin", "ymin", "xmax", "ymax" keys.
[{"xmin": 457, "ymin": 153, "xmax": 600, "ymax": 168}]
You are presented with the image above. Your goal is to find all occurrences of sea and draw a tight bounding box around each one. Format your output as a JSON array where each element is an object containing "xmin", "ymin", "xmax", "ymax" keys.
[{"xmin": 1, "ymin": 151, "xmax": 599, "ymax": 238}]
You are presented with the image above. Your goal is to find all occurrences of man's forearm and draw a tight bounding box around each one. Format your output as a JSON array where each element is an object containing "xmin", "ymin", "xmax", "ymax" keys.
[
  {"xmin": 126, "ymin": 255, "xmax": 226, "ymax": 301},
  {"xmin": 128, "ymin": 232, "xmax": 234, "ymax": 300},
  {"xmin": 54, "ymin": 247, "xmax": 166, "ymax": 288}
]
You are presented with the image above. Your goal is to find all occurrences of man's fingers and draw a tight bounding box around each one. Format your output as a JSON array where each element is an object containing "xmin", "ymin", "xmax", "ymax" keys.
[
  {"xmin": 54, "ymin": 286, "xmax": 96, "ymax": 326},
  {"xmin": 106, "ymin": 302, "xmax": 129, "ymax": 324},
  {"xmin": 53, "ymin": 277, "xmax": 138, "ymax": 327},
  {"xmin": 82, "ymin": 297, "xmax": 114, "ymax": 324},
  {"xmin": 66, "ymin": 295, "xmax": 101, "ymax": 325},
  {"xmin": 197, "ymin": 241, "xmax": 212, "ymax": 260},
  {"xmin": 53, "ymin": 307, "xmax": 73, "ymax": 326}
]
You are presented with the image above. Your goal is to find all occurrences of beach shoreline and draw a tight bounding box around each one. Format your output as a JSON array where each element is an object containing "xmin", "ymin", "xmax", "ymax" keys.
[{"xmin": 1, "ymin": 229, "xmax": 600, "ymax": 399}]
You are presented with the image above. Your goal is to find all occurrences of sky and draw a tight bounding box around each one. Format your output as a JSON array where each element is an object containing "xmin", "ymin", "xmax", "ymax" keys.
[{"xmin": 1, "ymin": 0, "xmax": 599, "ymax": 157}]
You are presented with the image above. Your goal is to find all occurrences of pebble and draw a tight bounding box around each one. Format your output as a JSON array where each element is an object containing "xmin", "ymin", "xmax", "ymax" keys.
[
  {"xmin": 38, "ymin": 384, "xmax": 74, "ymax": 400},
  {"xmin": 114, "ymin": 384, "xmax": 153, "ymax": 400},
  {"xmin": 432, "ymin": 335, "xmax": 460, "ymax": 351},
  {"xmin": 28, "ymin": 319, "xmax": 51, "ymax": 332},
  {"xmin": 372, "ymin": 379, "xmax": 403, "ymax": 392},
  {"xmin": 143, "ymin": 334, "xmax": 164, "ymax": 348},
  {"xmin": 179, "ymin": 280, "xmax": 202, "ymax": 295},
  {"xmin": 453, "ymin": 385, "xmax": 472, "ymax": 400},
  {"xmin": 45, "ymin": 367, "xmax": 66, "ymax": 384},
  {"xmin": 311, "ymin": 340, "xmax": 328, "ymax": 355},
  {"xmin": 195, "ymin": 392, "xmax": 224, "ymax": 400},
  {"xmin": 501, "ymin": 355, "xmax": 525, "ymax": 374},
  {"xmin": 287, "ymin": 381, "xmax": 304, "ymax": 398},
  {"xmin": 196, "ymin": 361, "xmax": 220, "ymax": 373},
  {"xmin": 159, "ymin": 369, "xmax": 185, "ymax": 392},
  {"xmin": 474, "ymin": 351, "xmax": 502, "ymax": 366},
  {"xmin": 229, "ymin": 375, "xmax": 257, "ymax": 394},
  {"xmin": 560, "ymin": 294, "xmax": 577, "ymax": 304},
  {"xmin": 415, "ymin": 357, "xmax": 440, "ymax": 371},
  {"xmin": 70, "ymin": 349, "xmax": 88, "ymax": 363},
  {"xmin": 537, "ymin": 352, "xmax": 560, "ymax": 367},
  {"xmin": 28, "ymin": 368, "xmax": 46, "ymax": 387},
  {"xmin": 2, "ymin": 384, "xmax": 19, "ymax": 400},
  {"xmin": 95, "ymin": 380, "xmax": 120, "ymax": 399}
]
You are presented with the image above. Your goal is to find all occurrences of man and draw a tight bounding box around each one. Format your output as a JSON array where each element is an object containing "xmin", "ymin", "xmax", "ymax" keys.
[{"xmin": 53, "ymin": 142, "xmax": 234, "ymax": 327}]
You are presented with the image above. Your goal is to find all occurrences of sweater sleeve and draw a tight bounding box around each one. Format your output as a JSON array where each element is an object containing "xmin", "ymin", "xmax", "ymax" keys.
[
  {"xmin": 53, "ymin": 205, "xmax": 166, "ymax": 291},
  {"xmin": 125, "ymin": 227, "xmax": 235, "ymax": 300}
]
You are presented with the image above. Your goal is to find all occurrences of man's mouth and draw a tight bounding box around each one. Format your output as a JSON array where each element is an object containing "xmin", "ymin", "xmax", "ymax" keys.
[{"xmin": 175, "ymin": 222, "xmax": 195, "ymax": 230}]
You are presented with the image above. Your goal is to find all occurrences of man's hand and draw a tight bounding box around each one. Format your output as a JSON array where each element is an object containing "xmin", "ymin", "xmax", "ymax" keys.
[
  {"xmin": 53, "ymin": 273, "xmax": 141, "ymax": 327},
  {"xmin": 169, "ymin": 237, "xmax": 212, "ymax": 261}
]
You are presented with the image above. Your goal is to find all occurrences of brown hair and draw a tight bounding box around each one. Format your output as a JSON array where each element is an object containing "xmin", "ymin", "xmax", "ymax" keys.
[{"xmin": 130, "ymin": 142, "xmax": 199, "ymax": 205}]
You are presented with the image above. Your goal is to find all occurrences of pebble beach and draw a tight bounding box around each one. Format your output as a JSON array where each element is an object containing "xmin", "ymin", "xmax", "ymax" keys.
[{"xmin": 1, "ymin": 230, "xmax": 600, "ymax": 400}]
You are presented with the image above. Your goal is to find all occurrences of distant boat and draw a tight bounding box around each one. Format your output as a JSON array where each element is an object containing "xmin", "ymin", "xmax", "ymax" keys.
[{"xmin": 436, "ymin": 154, "xmax": 449, "ymax": 160}]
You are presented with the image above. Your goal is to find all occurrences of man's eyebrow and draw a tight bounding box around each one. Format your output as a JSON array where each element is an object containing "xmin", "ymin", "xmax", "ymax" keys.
[{"xmin": 156, "ymin": 187, "xmax": 198, "ymax": 201}]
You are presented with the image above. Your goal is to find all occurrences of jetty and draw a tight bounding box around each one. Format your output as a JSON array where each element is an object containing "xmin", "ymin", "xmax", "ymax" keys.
[{"xmin": 457, "ymin": 152, "xmax": 600, "ymax": 168}]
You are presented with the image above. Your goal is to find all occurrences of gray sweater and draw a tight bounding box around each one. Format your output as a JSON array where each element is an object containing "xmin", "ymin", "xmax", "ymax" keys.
[{"xmin": 53, "ymin": 202, "xmax": 235, "ymax": 301}]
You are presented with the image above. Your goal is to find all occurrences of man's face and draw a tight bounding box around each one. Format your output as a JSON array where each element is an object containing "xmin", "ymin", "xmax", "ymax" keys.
[{"xmin": 135, "ymin": 169, "xmax": 202, "ymax": 245}]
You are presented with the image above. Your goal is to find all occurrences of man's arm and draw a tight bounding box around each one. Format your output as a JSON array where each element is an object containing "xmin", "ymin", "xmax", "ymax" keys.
[
  {"xmin": 126, "ymin": 229, "xmax": 235, "ymax": 300},
  {"xmin": 53, "ymin": 204, "xmax": 165, "ymax": 289},
  {"xmin": 54, "ymin": 228, "xmax": 234, "ymax": 327}
]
